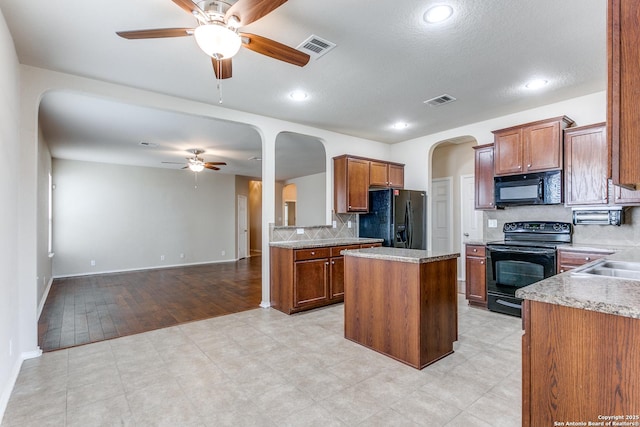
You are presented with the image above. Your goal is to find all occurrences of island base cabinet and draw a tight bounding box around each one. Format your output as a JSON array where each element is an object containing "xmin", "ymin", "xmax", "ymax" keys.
[
  {"xmin": 522, "ymin": 300, "xmax": 640, "ymax": 426},
  {"xmin": 344, "ymin": 257, "xmax": 458, "ymax": 369}
]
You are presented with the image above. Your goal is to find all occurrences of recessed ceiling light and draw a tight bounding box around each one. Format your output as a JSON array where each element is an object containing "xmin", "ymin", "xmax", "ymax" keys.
[
  {"xmin": 289, "ymin": 90, "xmax": 308, "ymax": 101},
  {"xmin": 424, "ymin": 5, "xmax": 454, "ymax": 23},
  {"xmin": 525, "ymin": 79, "xmax": 549, "ymax": 90},
  {"xmin": 392, "ymin": 122, "xmax": 409, "ymax": 130}
]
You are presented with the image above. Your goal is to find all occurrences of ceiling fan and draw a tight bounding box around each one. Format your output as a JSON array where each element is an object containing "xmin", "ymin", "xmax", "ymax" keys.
[
  {"xmin": 116, "ymin": 0, "xmax": 310, "ymax": 80},
  {"xmin": 162, "ymin": 149, "xmax": 227, "ymax": 172}
]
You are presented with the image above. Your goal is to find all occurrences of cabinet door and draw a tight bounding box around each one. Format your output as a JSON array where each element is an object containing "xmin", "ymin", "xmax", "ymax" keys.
[
  {"xmin": 388, "ymin": 164, "xmax": 404, "ymax": 188},
  {"xmin": 369, "ymin": 161, "xmax": 388, "ymax": 187},
  {"xmin": 564, "ymin": 124, "xmax": 609, "ymax": 206},
  {"xmin": 609, "ymin": 0, "xmax": 640, "ymax": 188},
  {"xmin": 346, "ymin": 158, "xmax": 370, "ymax": 212},
  {"xmin": 465, "ymin": 256, "xmax": 487, "ymax": 305},
  {"xmin": 494, "ymin": 129, "xmax": 523, "ymax": 175},
  {"xmin": 294, "ymin": 259, "xmax": 328, "ymax": 307},
  {"xmin": 474, "ymin": 144, "xmax": 495, "ymax": 209},
  {"xmin": 613, "ymin": 184, "xmax": 640, "ymax": 205},
  {"xmin": 524, "ymin": 120, "xmax": 562, "ymax": 172},
  {"xmin": 329, "ymin": 257, "xmax": 345, "ymax": 300}
]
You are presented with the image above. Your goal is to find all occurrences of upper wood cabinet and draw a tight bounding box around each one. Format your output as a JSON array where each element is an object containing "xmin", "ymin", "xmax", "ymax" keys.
[
  {"xmin": 370, "ymin": 161, "xmax": 405, "ymax": 188},
  {"xmin": 608, "ymin": 0, "xmax": 640, "ymax": 189},
  {"xmin": 493, "ymin": 116, "xmax": 574, "ymax": 176},
  {"xmin": 334, "ymin": 156, "xmax": 370, "ymax": 213},
  {"xmin": 473, "ymin": 143, "xmax": 495, "ymax": 210},
  {"xmin": 564, "ymin": 123, "xmax": 609, "ymax": 206},
  {"xmin": 334, "ymin": 155, "xmax": 404, "ymax": 213}
]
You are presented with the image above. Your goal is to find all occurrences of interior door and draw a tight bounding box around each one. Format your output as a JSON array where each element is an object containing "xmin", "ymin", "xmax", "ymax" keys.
[
  {"xmin": 431, "ymin": 178, "xmax": 453, "ymax": 254},
  {"xmin": 238, "ymin": 195, "xmax": 248, "ymax": 259},
  {"xmin": 461, "ymin": 175, "xmax": 483, "ymax": 280}
]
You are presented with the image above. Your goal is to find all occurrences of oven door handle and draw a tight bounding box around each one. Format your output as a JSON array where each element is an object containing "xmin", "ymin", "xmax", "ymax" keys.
[
  {"xmin": 496, "ymin": 299, "xmax": 522, "ymax": 310},
  {"xmin": 488, "ymin": 246, "xmax": 555, "ymax": 255}
]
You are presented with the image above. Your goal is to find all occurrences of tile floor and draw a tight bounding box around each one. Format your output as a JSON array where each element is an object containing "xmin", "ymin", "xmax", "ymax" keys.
[{"xmin": 1, "ymin": 294, "xmax": 522, "ymax": 426}]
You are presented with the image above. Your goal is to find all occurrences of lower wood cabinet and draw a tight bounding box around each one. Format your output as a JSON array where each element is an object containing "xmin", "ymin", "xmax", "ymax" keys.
[
  {"xmin": 522, "ymin": 300, "xmax": 640, "ymax": 426},
  {"xmin": 556, "ymin": 247, "xmax": 614, "ymax": 273},
  {"xmin": 465, "ymin": 244, "xmax": 487, "ymax": 307},
  {"xmin": 271, "ymin": 242, "xmax": 381, "ymax": 314}
]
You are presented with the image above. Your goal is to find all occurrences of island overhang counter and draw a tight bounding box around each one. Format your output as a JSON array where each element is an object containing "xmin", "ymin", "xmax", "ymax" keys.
[{"xmin": 342, "ymin": 247, "xmax": 460, "ymax": 369}]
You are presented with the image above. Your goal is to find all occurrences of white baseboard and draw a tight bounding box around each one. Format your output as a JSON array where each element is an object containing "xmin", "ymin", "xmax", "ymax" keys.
[
  {"xmin": 0, "ymin": 346, "xmax": 41, "ymax": 425},
  {"xmin": 37, "ymin": 277, "xmax": 54, "ymax": 319},
  {"xmin": 53, "ymin": 258, "xmax": 241, "ymax": 279}
]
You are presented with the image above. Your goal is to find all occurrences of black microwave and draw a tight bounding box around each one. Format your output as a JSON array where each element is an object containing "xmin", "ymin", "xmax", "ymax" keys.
[{"xmin": 494, "ymin": 170, "xmax": 562, "ymax": 207}]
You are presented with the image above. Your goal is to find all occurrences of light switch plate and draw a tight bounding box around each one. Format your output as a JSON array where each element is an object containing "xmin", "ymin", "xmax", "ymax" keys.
[
  {"xmin": 296, "ymin": 228, "xmax": 304, "ymax": 234},
  {"xmin": 488, "ymin": 219, "xmax": 498, "ymax": 228}
]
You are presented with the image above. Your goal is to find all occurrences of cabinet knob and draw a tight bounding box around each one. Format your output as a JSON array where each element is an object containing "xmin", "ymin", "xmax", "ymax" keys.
[
  {"xmin": 560, "ymin": 269, "xmax": 565, "ymax": 273},
  {"xmin": 489, "ymin": 202, "xmax": 493, "ymax": 206},
  {"xmin": 331, "ymin": 261, "xmax": 335, "ymax": 265},
  {"xmin": 473, "ymin": 248, "xmax": 477, "ymax": 252},
  {"xmin": 325, "ymin": 262, "xmax": 329, "ymax": 265},
  {"xmin": 527, "ymin": 164, "xmax": 531, "ymax": 168},
  {"xmin": 480, "ymin": 261, "xmax": 484, "ymax": 265},
  {"xmin": 585, "ymin": 256, "xmax": 591, "ymax": 261},
  {"xmin": 311, "ymin": 251, "xmax": 315, "ymax": 255},
  {"xmin": 518, "ymin": 165, "xmax": 522, "ymax": 169}
]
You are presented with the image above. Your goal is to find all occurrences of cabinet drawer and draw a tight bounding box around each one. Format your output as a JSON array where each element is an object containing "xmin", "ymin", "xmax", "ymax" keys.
[
  {"xmin": 330, "ymin": 245, "xmax": 360, "ymax": 257},
  {"xmin": 557, "ymin": 250, "xmax": 612, "ymax": 268},
  {"xmin": 294, "ymin": 248, "xmax": 330, "ymax": 261},
  {"xmin": 465, "ymin": 245, "xmax": 486, "ymax": 257},
  {"xmin": 360, "ymin": 243, "xmax": 382, "ymax": 249}
]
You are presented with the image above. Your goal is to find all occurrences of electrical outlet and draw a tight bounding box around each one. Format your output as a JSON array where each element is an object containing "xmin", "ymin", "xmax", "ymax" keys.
[
  {"xmin": 332, "ymin": 220, "xmax": 337, "ymax": 228},
  {"xmin": 221, "ymin": 250, "xmax": 226, "ymax": 256},
  {"xmin": 180, "ymin": 253, "xmax": 185, "ymax": 259},
  {"xmin": 488, "ymin": 219, "xmax": 498, "ymax": 228},
  {"xmin": 296, "ymin": 228, "xmax": 304, "ymax": 234},
  {"xmin": 347, "ymin": 221, "xmax": 352, "ymax": 228},
  {"xmin": 160, "ymin": 255, "xmax": 165, "ymax": 261},
  {"xmin": 90, "ymin": 260, "xmax": 96, "ymax": 266}
]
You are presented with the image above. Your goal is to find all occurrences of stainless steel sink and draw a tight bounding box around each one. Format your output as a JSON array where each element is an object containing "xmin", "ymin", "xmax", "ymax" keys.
[{"xmin": 572, "ymin": 260, "xmax": 640, "ymax": 281}]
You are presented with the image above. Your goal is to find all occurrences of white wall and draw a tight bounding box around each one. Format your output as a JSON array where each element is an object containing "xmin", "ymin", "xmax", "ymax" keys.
[
  {"xmin": 286, "ymin": 172, "xmax": 326, "ymax": 226},
  {"xmin": 52, "ymin": 159, "xmax": 237, "ymax": 276},
  {"xmin": 0, "ymin": 8, "xmax": 23, "ymax": 422},
  {"xmin": 36, "ymin": 127, "xmax": 52, "ymax": 310}
]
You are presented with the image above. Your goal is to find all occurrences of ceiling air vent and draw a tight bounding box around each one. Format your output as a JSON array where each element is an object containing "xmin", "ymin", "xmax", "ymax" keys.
[
  {"xmin": 424, "ymin": 94, "xmax": 457, "ymax": 107},
  {"xmin": 297, "ymin": 35, "xmax": 336, "ymax": 60}
]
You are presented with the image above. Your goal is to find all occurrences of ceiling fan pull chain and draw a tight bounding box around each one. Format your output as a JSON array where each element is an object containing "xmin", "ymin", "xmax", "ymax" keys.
[
  {"xmin": 217, "ymin": 80, "xmax": 223, "ymax": 104},
  {"xmin": 194, "ymin": 171, "xmax": 198, "ymax": 189}
]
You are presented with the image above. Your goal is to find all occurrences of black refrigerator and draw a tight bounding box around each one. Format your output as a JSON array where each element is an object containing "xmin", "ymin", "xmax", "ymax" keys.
[{"xmin": 358, "ymin": 189, "xmax": 427, "ymax": 249}]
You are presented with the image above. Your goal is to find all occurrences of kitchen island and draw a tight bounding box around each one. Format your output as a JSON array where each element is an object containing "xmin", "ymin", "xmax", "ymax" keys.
[
  {"xmin": 516, "ymin": 248, "xmax": 640, "ymax": 427},
  {"xmin": 343, "ymin": 247, "xmax": 459, "ymax": 369}
]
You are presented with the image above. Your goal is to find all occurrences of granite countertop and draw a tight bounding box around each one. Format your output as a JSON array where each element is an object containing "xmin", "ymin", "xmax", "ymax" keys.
[
  {"xmin": 269, "ymin": 237, "xmax": 383, "ymax": 249},
  {"xmin": 516, "ymin": 247, "xmax": 640, "ymax": 319},
  {"xmin": 342, "ymin": 247, "xmax": 460, "ymax": 264}
]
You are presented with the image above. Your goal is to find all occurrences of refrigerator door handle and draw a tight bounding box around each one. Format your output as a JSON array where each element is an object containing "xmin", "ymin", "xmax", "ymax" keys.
[{"xmin": 405, "ymin": 200, "xmax": 412, "ymax": 248}]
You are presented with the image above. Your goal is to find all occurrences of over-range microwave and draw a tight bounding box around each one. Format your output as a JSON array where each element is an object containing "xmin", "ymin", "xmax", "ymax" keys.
[{"xmin": 494, "ymin": 170, "xmax": 562, "ymax": 207}]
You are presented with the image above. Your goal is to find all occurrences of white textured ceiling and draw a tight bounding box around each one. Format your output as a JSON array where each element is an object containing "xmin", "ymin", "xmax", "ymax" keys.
[{"xmin": 1, "ymin": 0, "xmax": 606, "ymax": 176}]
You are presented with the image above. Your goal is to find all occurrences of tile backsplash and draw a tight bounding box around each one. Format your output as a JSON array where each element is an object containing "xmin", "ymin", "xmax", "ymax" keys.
[
  {"xmin": 270, "ymin": 213, "xmax": 357, "ymax": 242},
  {"xmin": 484, "ymin": 205, "xmax": 640, "ymax": 247}
]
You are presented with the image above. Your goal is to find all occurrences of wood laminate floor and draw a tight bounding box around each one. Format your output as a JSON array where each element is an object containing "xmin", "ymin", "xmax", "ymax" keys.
[{"xmin": 38, "ymin": 255, "xmax": 262, "ymax": 352}]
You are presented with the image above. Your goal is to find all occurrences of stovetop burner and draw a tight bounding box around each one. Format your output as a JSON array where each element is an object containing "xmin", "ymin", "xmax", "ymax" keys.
[{"xmin": 488, "ymin": 221, "xmax": 572, "ymax": 248}]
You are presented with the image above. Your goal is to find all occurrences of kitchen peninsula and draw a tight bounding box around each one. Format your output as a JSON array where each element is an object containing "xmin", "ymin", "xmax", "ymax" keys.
[
  {"xmin": 343, "ymin": 247, "xmax": 459, "ymax": 369},
  {"xmin": 516, "ymin": 248, "xmax": 640, "ymax": 426}
]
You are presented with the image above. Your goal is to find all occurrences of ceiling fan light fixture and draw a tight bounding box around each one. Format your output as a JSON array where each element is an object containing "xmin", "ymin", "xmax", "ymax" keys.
[
  {"xmin": 289, "ymin": 90, "xmax": 308, "ymax": 101},
  {"xmin": 525, "ymin": 78, "xmax": 549, "ymax": 90},
  {"xmin": 193, "ymin": 23, "xmax": 242, "ymax": 59}
]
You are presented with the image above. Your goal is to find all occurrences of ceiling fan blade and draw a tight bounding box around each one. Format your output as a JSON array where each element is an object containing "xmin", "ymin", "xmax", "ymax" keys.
[
  {"xmin": 205, "ymin": 165, "xmax": 221, "ymax": 170},
  {"xmin": 172, "ymin": 0, "xmax": 200, "ymax": 15},
  {"xmin": 116, "ymin": 28, "xmax": 193, "ymax": 39},
  {"xmin": 240, "ymin": 33, "xmax": 310, "ymax": 67},
  {"xmin": 162, "ymin": 161, "xmax": 187, "ymax": 165},
  {"xmin": 212, "ymin": 58, "xmax": 233, "ymax": 79},
  {"xmin": 225, "ymin": 0, "xmax": 287, "ymax": 27},
  {"xmin": 205, "ymin": 162, "xmax": 227, "ymax": 166}
]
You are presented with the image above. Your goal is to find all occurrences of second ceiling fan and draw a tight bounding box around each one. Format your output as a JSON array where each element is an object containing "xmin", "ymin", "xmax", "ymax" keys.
[{"xmin": 117, "ymin": 0, "xmax": 310, "ymax": 80}]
